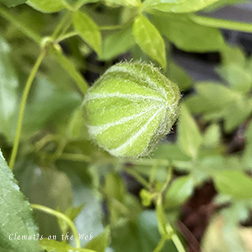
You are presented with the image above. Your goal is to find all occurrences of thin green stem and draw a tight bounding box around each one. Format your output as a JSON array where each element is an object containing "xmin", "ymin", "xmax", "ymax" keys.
[
  {"xmin": 191, "ymin": 14, "xmax": 252, "ymax": 33},
  {"xmin": 31, "ymin": 204, "xmax": 81, "ymax": 249},
  {"xmin": 153, "ymin": 235, "xmax": 168, "ymax": 252},
  {"xmin": 124, "ymin": 168, "xmax": 150, "ymax": 189},
  {"xmin": 0, "ymin": 6, "xmax": 41, "ymax": 44},
  {"xmin": 9, "ymin": 49, "xmax": 47, "ymax": 170},
  {"xmin": 171, "ymin": 233, "xmax": 186, "ymax": 252},
  {"xmin": 56, "ymin": 31, "xmax": 78, "ymax": 42},
  {"xmin": 52, "ymin": 12, "xmax": 72, "ymax": 40}
]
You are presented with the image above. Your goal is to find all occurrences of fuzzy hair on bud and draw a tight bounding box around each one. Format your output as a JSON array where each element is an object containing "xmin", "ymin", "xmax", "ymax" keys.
[{"xmin": 83, "ymin": 61, "xmax": 181, "ymax": 158}]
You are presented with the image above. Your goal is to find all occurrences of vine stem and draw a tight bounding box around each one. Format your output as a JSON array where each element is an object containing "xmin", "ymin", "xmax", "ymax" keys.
[
  {"xmin": 191, "ymin": 14, "xmax": 252, "ymax": 33},
  {"xmin": 9, "ymin": 49, "xmax": 47, "ymax": 170},
  {"xmin": 171, "ymin": 233, "xmax": 186, "ymax": 252},
  {"xmin": 31, "ymin": 204, "xmax": 81, "ymax": 249}
]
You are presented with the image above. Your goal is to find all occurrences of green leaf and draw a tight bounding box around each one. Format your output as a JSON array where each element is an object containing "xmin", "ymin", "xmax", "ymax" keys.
[
  {"xmin": 203, "ymin": 124, "xmax": 221, "ymax": 147},
  {"xmin": 85, "ymin": 227, "xmax": 110, "ymax": 252},
  {"xmin": 133, "ymin": 15, "xmax": 166, "ymax": 69},
  {"xmin": 15, "ymin": 162, "xmax": 73, "ymax": 237},
  {"xmin": 152, "ymin": 143, "xmax": 191, "ymax": 162},
  {"xmin": 143, "ymin": 0, "xmax": 218, "ymax": 13},
  {"xmin": 164, "ymin": 176, "xmax": 194, "ymax": 208},
  {"xmin": 99, "ymin": 25, "xmax": 135, "ymax": 60},
  {"xmin": 51, "ymin": 48, "xmax": 89, "ymax": 94},
  {"xmin": 27, "ymin": 0, "xmax": 66, "ymax": 13},
  {"xmin": 105, "ymin": 0, "xmax": 140, "ymax": 7},
  {"xmin": 67, "ymin": 107, "xmax": 89, "ymax": 140},
  {"xmin": 153, "ymin": 14, "xmax": 224, "ymax": 52},
  {"xmin": 245, "ymin": 120, "xmax": 252, "ymax": 145},
  {"xmin": 0, "ymin": 35, "xmax": 18, "ymax": 141},
  {"xmin": 57, "ymin": 169, "xmax": 104, "ymax": 247},
  {"xmin": 185, "ymin": 82, "xmax": 239, "ymax": 115},
  {"xmin": 167, "ymin": 61, "xmax": 193, "ymax": 91},
  {"xmin": 178, "ymin": 105, "xmax": 203, "ymax": 159},
  {"xmin": 0, "ymin": 0, "xmax": 26, "ymax": 7},
  {"xmin": 223, "ymin": 97, "xmax": 252, "ymax": 133},
  {"xmin": 217, "ymin": 64, "xmax": 252, "ymax": 94},
  {"xmin": 221, "ymin": 45, "xmax": 246, "ymax": 67},
  {"xmin": 0, "ymin": 150, "xmax": 39, "ymax": 252},
  {"xmin": 105, "ymin": 172, "xmax": 126, "ymax": 203},
  {"xmin": 110, "ymin": 210, "xmax": 176, "ymax": 252},
  {"xmin": 73, "ymin": 11, "xmax": 102, "ymax": 56},
  {"xmin": 22, "ymin": 77, "xmax": 81, "ymax": 138},
  {"xmin": 213, "ymin": 170, "xmax": 252, "ymax": 200},
  {"xmin": 202, "ymin": 215, "xmax": 249, "ymax": 252},
  {"xmin": 39, "ymin": 239, "xmax": 96, "ymax": 252}
]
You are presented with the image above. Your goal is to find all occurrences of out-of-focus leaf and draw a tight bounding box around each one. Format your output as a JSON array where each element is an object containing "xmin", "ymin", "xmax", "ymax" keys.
[
  {"xmin": 105, "ymin": 0, "xmax": 140, "ymax": 7},
  {"xmin": 185, "ymin": 82, "xmax": 239, "ymax": 114},
  {"xmin": 22, "ymin": 77, "xmax": 81, "ymax": 138},
  {"xmin": 85, "ymin": 227, "xmax": 110, "ymax": 252},
  {"xmin": 0, "ymin": 35, "xmax": 18, "ymax": 141},
  {"xmin": 167, "ymin": 61, "xmax": 193, "ymax": 91},
  {"xmin": 133, "ymin": 15, "xmax": 166, "ymax": 69},
  {"xmin": 104, "ymin": 172, "xmax": 127, "ymax": 224},
  {"xmin": 58, "ymin": 168, "xmax": 104, "ymax": 247},
  {"xmin": 164, "ymin": 176, "xmax": 194, "ymax": 208},
  {"xmin": 0, "ymin": 151, "xmax": 39, "ymax": 252},
  {"xmin": 51, "ymin": 48, "xmax": 88, "ymax": 94},
  {"xmin": 105, "ymin": 172, "xmax": 125, "ymax": 203},
  {"xmin": 245, "ymin": 120, "xmax": 252, "ymax": 145},
  {"xmin": 143, "ymin": 0, "xmax": 218, "ymax": 13},
  {"xmin": 152, "ymin": 143, "xmax": 191, "ymax": 162},
  {"xmin": 221, "ymin": 44, "xmax": 246, "ymax": 67},
  {"xmin": 223, "ymin": 97, "xmax": 252, "ymax": 133},
  {"xmin": 73, "ymin": 11, "xmax": 102, "ymax": 56},
  {"xmin": 15, "ymin": 162, "xmax": 73, "ymax": 237},
  {"xmin": 217, "ymin": 64, "xmax": 252, "ymax": 94},
  {"xmin": 178, "ymin": 105, "xmax": 202, "ymax": 159},
  {"xmin": 206, "ymin": 0, "xmax": 247, "ymax": 11},
  {"xmin": 110, "ymin": 210, "xmax": 177, "ymax": 252},
  {"xmin": 202, "ymin": 215, "xmax": 249, "ymax": 252},
  {"xmin": 153, "ymin": 14, "xmax": 224, "ymax": 52},
  {"xmin": 99, "ymin": 25, "xmax": 135, "ymax": 60},
  {"xmin": 27, "ymin": 0, "xmax": 66, "ymax": 13},
  {"xmin": 213, "ymin": 170, "xmax": 252, "ymax": 200},
  {"xmin": 0, "ymin": 0, "xmax": 26, "ymax": 7},
  {"xmin": 67, "ymin": 107, "xmax": 88, "ymax": 140},
  {"xmin": 203, "ymin": 124, "xmax": 221, "ymax": 147},
  {"xmin": 39, "ymin": 239, "xmax": 96, "ymax": 252}
]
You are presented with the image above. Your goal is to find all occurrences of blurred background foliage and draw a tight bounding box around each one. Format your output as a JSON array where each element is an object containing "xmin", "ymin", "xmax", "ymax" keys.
[{"xmin": 0, "ymin": 0, "xmax": 252, "ymax": 252}]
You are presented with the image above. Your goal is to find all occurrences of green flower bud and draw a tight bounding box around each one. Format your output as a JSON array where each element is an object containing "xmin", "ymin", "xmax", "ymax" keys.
[{"xmin": 83, "ymin": 62, "xmax": 181, "ymax": 158}]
